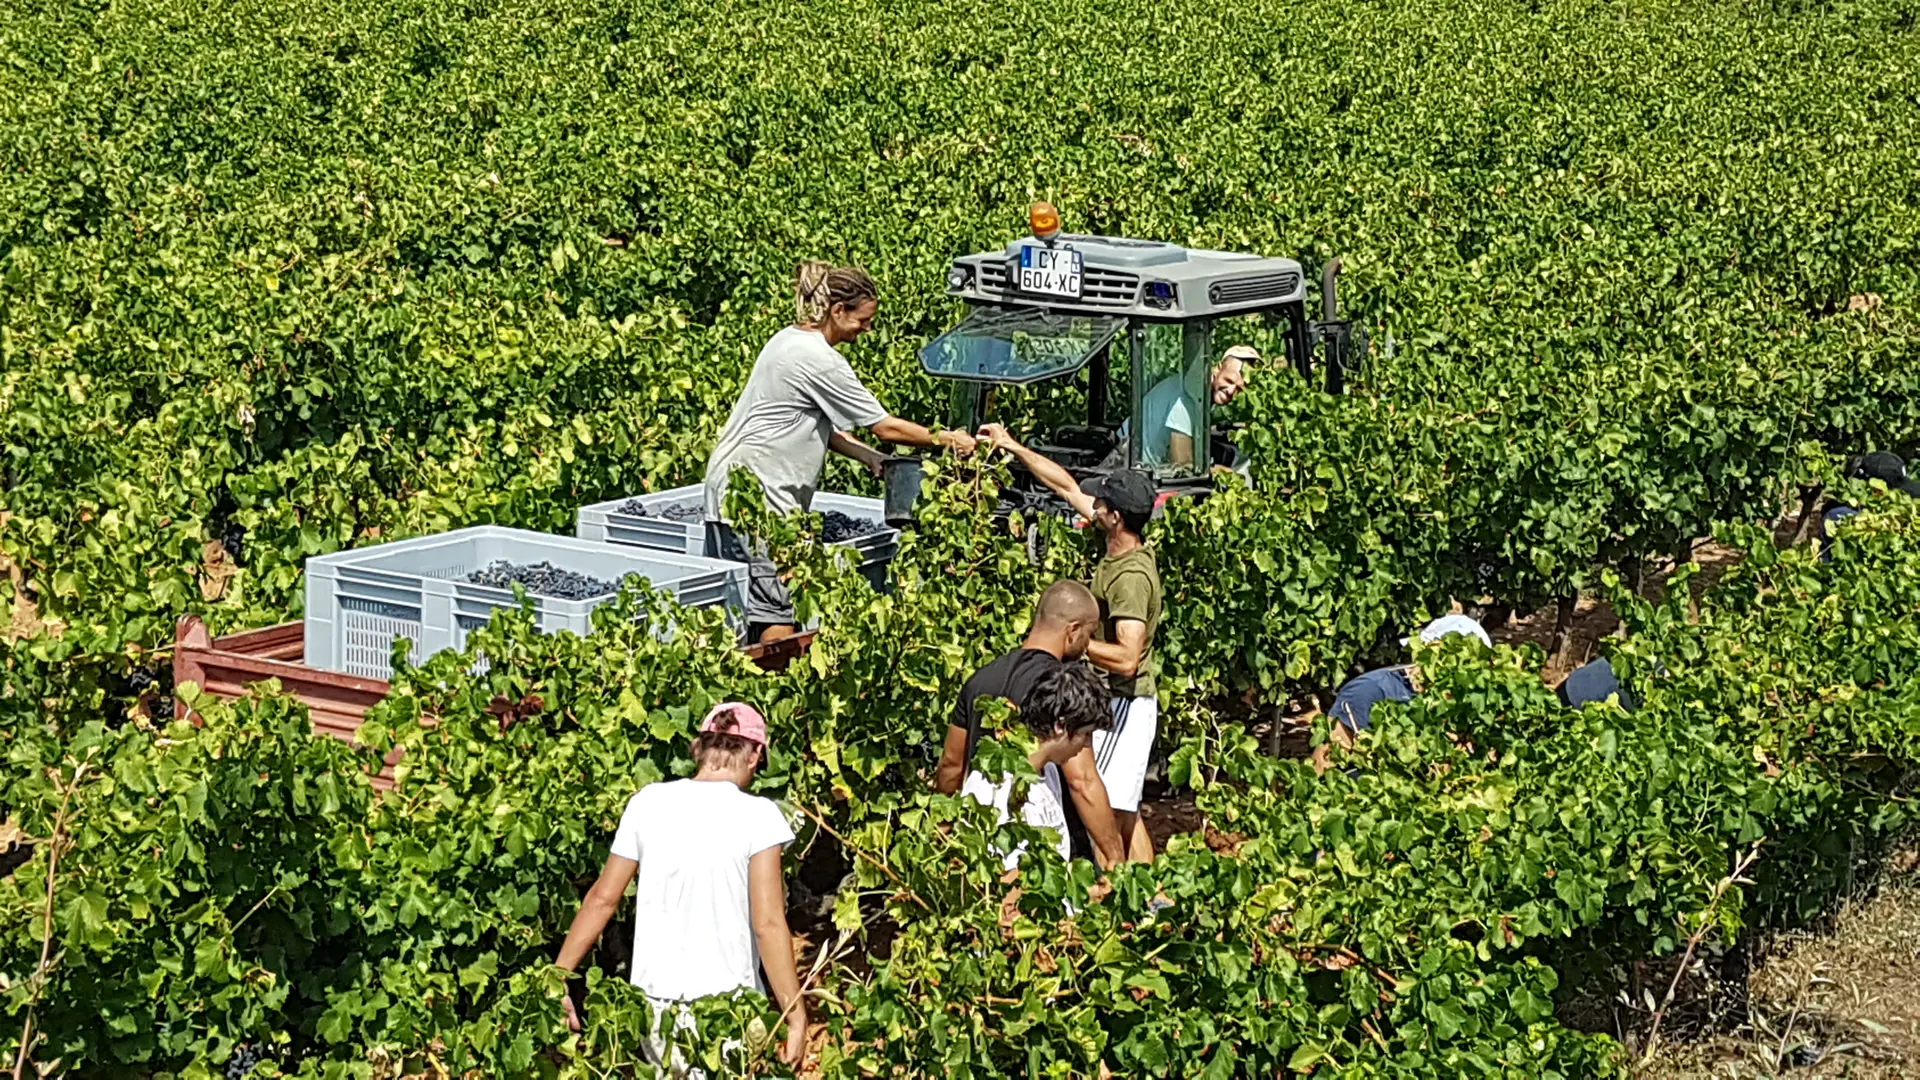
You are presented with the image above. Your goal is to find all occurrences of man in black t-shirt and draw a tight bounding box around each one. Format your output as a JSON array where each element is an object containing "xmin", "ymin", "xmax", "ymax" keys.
[{"xmin": 934, "ymin": 580, "xmax": 1126, "ymax": 868}]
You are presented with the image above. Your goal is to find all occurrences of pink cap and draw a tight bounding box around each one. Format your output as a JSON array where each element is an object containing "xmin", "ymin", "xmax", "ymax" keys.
[{"xmin": 700, "ymin": 702, "xmax": 768, "ymax": 747}]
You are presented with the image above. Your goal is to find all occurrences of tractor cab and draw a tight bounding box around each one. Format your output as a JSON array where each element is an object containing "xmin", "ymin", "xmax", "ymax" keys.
[{"xmin": 918, "ymin": 204, "xmax": 1354, "ymax": 509}]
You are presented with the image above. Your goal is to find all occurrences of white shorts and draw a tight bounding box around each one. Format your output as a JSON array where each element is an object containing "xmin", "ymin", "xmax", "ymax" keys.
[
  {"xmin": 643, "ymin": 997, "xmax": 743, "ymax": 1080},
  {"xmin": 1092, "ymin": 695, "xmax": 1158, "ymax": 813}
]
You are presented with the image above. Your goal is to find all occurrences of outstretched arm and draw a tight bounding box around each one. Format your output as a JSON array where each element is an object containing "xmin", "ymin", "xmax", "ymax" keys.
[
  {"xmin": 748, "ymin": 845, "xmax": 809, "ymax": 1065},
  {"xmin": 829, "ymin": 431, "xmax": 888, "ymax": 477},
  {"xmin": 976, "ymin": 423, "xmax": 1097, "ymax": 520},
  {"xmin": 869, "ymin": 416, "xmax": 977, "ymax": 455}
]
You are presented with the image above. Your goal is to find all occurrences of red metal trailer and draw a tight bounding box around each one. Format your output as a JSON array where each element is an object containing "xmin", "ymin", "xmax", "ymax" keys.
[{"xmin": 171, "ymin": 616, "xmax": 816, "ymax": 787}]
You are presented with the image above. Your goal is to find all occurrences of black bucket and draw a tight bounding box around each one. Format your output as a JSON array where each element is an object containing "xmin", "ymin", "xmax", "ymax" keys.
[{"xmin": 881, "ymin": 456, "xmax": 924, "ymax": 527}]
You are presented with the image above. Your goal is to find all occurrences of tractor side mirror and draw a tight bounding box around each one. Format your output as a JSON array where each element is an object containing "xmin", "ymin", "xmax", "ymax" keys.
[
  {"xmin": 1311, "ymin": 319, "xmax": 1368, "ymax": 394},
  {"xmin": 1310, "ymin": 257, "xmax": 1366, "ymax": 394}
]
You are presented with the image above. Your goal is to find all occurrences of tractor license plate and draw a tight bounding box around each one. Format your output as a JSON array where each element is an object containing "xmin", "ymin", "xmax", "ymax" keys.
[{"xmin": 1018, "ymin": 245, "xmax": 1083, "ymax": 299}]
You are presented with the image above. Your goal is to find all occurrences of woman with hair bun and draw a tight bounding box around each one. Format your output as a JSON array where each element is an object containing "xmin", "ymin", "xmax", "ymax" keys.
[{"xmin": 703, "ymin": 262, "xmax": 975, "ymax": 643}]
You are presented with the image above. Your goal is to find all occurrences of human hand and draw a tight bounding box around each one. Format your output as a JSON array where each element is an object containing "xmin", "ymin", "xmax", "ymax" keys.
[
  {"xmin": 938, "ymin": 429, "xmax": 978, "ymax": 456},
  {"xmin": 780, "ymin": 1008, "xmax": 809, "ymax": 1065},
  {"xmin": 563, "ymin": 992, "xmax": 582, "ymax": 1032},
  {"xmin": 865, "ymin": 456, "xmax": 885, "ymax": 479},
  {"xmin": 975, "ymin": 422, "xmax": 1020, "ymax": 452}
]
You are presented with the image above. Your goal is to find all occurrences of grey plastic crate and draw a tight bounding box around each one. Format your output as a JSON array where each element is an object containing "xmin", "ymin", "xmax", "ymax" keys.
[
  {"xmin": 303, "ymin": 526, "xmax": 748, "ymax": 679},
  {"xmin": 574, "ymin": 485, "xmax": 710, "ymax": 556},
  {"xmin": 576, "ymin": 485, "xmax": 899, "ymax": 572}
]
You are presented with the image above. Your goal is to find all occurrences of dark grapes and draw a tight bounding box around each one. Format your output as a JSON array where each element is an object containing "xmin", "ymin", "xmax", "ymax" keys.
[
  {"xmin": 618, "ymin": 499, "xmax": 704, "ymax": 523},
  {"xmin": 466, "ymin": 561, "xmax": 619, "ymax": 600},
  {"xmin": 820, "ymin": 510, "xmax": 883, "ymax": 543},
  {"xmin": 220, "ymin": 521, "xmax": 247, "ymax": 566},
  {"xmin": 226, "ymin": 1042, "xmax": 267, "ymax": 1078},
  {"xmin": 106, "ymin": 664, "xmax": 174, "ymax": 728}
]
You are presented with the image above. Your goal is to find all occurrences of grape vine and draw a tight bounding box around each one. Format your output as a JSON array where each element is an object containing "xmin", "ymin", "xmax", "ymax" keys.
[{"xmin": 5, "ymin": 0, "xmax": 1920, "ymax": 1071}]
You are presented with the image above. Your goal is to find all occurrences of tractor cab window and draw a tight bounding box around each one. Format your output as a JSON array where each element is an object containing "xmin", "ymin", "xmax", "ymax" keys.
[
  {"xmin": 1122, "ymin": 321, "xmax": 1213, "ymax": 476},
  {"xmin": 919, "ymin": 307, "xmax": 1125, "ymax": 385}
]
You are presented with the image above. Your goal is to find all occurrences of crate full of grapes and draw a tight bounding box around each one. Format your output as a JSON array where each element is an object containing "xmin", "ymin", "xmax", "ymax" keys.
[
  {"xmin": 575, "ymin": 485, "xmax": 899, "ymax": 578},
  {"xmin": 303, "ymin": 526, "xmax": 748, "ymax": 680}
]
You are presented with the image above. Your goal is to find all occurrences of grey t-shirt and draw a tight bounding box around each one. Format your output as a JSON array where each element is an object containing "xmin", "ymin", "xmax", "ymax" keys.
[{"xmin": 703, "ymin": 326, "xmax": 890, "ymax": 519}]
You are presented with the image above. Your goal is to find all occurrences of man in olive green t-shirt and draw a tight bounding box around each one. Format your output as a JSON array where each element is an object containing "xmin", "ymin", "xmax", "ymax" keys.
[
  {"xmin": 978, "ymin": 424, "xmax": 1164, "ymax": 863},
  {"xmin": 1091, "ymin": 540, "xmax": 1161, "ymax": 700}
]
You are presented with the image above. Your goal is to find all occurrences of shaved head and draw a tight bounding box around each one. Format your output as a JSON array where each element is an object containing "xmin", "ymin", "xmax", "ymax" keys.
[{"xmin": 1035, "ymin": 579, "xmax": 1099, "ymax": 628}]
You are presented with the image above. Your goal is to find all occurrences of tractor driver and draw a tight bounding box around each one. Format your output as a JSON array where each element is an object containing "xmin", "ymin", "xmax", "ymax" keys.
[
  {"xmin": 1106, "ymin": 345, "xmax": 1258, "ymax": 474},
  {"xmin": 704, "ymin": 262, "xmax": 977, "ymax": 644}
]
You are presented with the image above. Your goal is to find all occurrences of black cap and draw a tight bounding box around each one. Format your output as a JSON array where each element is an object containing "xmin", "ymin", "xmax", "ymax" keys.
[
  {"xmin": 1849, "ymin": 451, "xmax": 1920, "ymax": 496},
  {"xmin": 1080, "ymin": 469, "xmax": 1159, "ymax": 522}
]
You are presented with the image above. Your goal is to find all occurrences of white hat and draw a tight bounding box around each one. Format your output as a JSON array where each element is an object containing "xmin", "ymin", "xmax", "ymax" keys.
[
  {"xmin": 1417, "ymin": 614, "xmax": 1492, "ymax": 649},
  {"xmin": 1221, "ymin": 345, "xmax": 1261, "ymax": 364}
]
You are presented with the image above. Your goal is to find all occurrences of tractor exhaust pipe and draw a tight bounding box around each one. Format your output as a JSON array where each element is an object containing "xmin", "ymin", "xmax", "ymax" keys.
[{"xmin": 1322, "ymin": 257, "xmax": 1343, "ymax": 321}]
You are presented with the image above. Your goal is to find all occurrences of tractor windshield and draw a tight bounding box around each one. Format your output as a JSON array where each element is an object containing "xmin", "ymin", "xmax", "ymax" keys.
[{"xmin": 919, "ymin": 306, "xmax": 1125, "ymax": 385}]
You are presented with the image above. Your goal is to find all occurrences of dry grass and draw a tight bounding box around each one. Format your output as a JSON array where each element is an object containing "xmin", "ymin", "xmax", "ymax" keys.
[{"xmin": 1641, "ymin": 847, "xmax": 1920, "ymax": 1079}]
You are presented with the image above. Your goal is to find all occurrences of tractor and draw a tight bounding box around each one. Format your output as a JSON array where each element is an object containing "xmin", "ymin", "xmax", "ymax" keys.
[{"xmin": 901, "ymin": 203, "xmax": 1362, "ymax": 520}]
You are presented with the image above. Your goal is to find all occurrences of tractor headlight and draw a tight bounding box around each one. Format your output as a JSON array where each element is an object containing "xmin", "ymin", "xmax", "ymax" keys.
[
  {"xmin": 1145, "ymin": 280, "xmax": 1176, "ymax": 309},
  {"xmin": 948, "ymin": 264, "xmax": 974, "ymax": 293}
]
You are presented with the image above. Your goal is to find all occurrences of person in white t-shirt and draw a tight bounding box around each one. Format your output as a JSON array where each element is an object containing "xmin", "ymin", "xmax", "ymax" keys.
[
  {"xmin": 553, "ymin": 703, "xmax": 806, "ymax": 1071},
  {"xmin": 703, "ymin": 262, "xmax": 977, "ymax": 644},
  {"xmin": 960, "ymin": 663, "xmax": 1114, "ymax": 870}
]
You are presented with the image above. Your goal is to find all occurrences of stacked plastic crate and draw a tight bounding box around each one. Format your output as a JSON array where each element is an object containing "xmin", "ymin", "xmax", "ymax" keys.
[
  {"xmin": 304, "ymin": 526, "xmax": 747, "ymax": 679},
  {"xmin": 575, "ymin": 484, "xmax": 899, "ymax": 590}
]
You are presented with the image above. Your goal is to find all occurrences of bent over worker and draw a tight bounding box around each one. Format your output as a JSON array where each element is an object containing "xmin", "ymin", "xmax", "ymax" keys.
[
  {"xmin": 553, "ymin": 704, "xmax": 807, "ymax": 1072},
  {"xmin": 935, "ymin": 579, "xmax": 1127, "ymax": 868},
  {"xmin": 978, "ymin": 423, "xmax": 1164, "ymax": 864},
  {"xmin": 1312, "ymin": 614, "xmax": 1491, "ymax": 771},
  {"xmin": 955, "ymin": 663, "xmax": 1116, "ymax": 871},
  {"xmin": 1820, "ymin": 451, "xmax": 1920, "ymax": 561},
  {"xmin": 704, "ymin": 262, "xmax": 976, "ymax": 643}
]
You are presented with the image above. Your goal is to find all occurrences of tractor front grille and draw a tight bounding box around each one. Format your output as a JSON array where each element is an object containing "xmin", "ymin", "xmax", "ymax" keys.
[
  {"xmin": 1080, "ymin": 267, "xmax": 1139, "ymax": 306},
  {"xmin": 980, "ymin": 259, "xmax": 1139, "ymax": 308}
]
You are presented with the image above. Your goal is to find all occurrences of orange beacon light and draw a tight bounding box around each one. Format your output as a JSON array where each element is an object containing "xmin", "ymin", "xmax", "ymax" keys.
[{"xmin": 1028, "ymin": 201, "xmax": 1062, "ymax": 241}]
